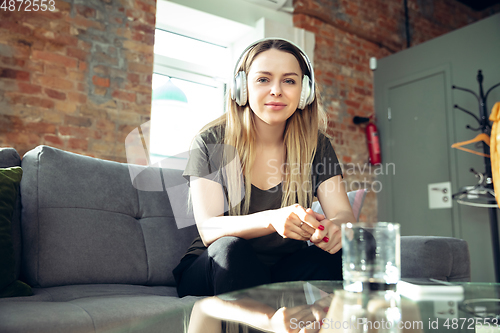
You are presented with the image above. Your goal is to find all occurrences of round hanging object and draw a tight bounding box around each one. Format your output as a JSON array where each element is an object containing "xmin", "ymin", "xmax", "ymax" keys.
[
  {"xmin": 489, "ymin": 102, "xmax": 500, "ymax": 209},
  {"xmin": 153, "ymin": 79, "xmax": 188, "ymax": 103}
]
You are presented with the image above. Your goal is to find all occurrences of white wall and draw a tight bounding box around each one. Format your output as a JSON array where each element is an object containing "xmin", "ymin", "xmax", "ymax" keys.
[
  {"xmin": 163, "ymin": 0, "xmax": 293, "ymax": 28},
  {"xmin": 158, "ymin": 0, "xmax": 315, "ymax": 70}
]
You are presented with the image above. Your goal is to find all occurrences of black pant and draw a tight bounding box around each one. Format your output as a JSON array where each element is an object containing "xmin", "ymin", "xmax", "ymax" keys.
[{"xmin": 174, "ymin": 236, "xmax": 343, "ymax": 297}]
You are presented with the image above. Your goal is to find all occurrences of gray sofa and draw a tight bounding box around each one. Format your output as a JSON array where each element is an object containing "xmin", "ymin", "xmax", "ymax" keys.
[{"xmin": 0, "ymin": 145, "xmax": 471, "ymax": 333}]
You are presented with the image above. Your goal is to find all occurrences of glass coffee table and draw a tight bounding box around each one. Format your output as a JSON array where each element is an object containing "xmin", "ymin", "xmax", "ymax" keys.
[{"xmin": 185, "ymin": 280, "xmax": 500, "ymax": 333}]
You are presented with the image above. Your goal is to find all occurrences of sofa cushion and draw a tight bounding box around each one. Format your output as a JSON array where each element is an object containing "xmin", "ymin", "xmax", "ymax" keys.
[
  {"xmin": 401, "ymin": 236, "xmax": 470, "ymax": 282},
  {"xmin": 0, "ymin": 284, "xmax": 201, "ymax": 333},
  {"xmin": 0, "ymin": 167, "xmax": 32, "ymax": 298},
  {"xmin": 21, "ymin": 146, "xmax": 199, "ymax": 288}
]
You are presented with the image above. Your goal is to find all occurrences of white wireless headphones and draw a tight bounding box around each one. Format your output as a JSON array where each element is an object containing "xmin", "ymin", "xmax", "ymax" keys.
[{"xmin": 230, "ymin": 38, "xmax": 315, "ymax": 110}]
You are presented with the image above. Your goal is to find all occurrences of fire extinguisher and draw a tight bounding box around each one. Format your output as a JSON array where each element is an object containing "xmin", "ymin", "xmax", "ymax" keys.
[{"xmin": 353, "ymin": 116, "xmax": 382, "ymax": 165}]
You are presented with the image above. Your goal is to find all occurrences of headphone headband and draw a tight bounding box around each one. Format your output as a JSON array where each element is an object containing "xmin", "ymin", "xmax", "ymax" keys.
[{"xmin": 231, "ymin": 37, "xmax": 315, "ymax": 108}]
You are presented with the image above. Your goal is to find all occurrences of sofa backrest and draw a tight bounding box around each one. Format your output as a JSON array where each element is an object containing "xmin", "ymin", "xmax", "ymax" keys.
[
  {"xmin": 21, "ymin": 145, "xmax": 199, "ymax": 288},
  {"xmin": 0, "ymin": 148, "xmax": 23, "ymax": 280}
]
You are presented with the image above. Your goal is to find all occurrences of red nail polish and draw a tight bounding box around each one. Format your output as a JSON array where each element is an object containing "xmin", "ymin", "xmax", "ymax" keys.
[
  {"xmin": 323, "ymin": 307, "xmax": 329, "ymax": 313},
  {"xmin": 318, "ymin": 225, "xmax": 325, "ymax": 231},
  {"xmin": 323, "ymin": 237, "xmax": 329, "ymax": 242}
]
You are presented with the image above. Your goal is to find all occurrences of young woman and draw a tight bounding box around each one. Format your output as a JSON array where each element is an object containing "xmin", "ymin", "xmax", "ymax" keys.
[{"xmin": 173, "ymin": 38, "xmax": 356, "ymax": 297}]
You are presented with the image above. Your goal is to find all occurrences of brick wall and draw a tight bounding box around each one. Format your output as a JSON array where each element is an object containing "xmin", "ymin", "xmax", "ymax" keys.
[
  {"xmin": 293, "ymin": 0, "xmax": 500, "ymax": 222},
  {"xmin": 0, "ymin": 0, "xmax": 156, "ymax": 162}
]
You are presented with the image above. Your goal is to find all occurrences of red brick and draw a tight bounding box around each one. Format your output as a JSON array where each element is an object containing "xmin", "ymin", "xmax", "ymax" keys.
[
  {"xmin": 345, "ymin": 100, "xmax": 361, "ymax": 108},
  {"xmin": 67, "ymin": 16, "xmax": 106, "ymax": 31},
  {"xmin": 97, "ymin": 119, "xmax": 116, "ymax": 131},
  {"xmin": 32, "ymin": 51, "xmax": 78, "ymax": 68},
  {"xmin": 44, "ymin": 134, "xmax": 64, "ymax": 146},
  {"xmin": 0, "ymin": 21, "xmax": 32, "ymax": 35},
  {"xmin": 65, "ymin": 115, "xmax": 92, "ymax": 128},
  {"xmin": 11, "ymin": 44, "xmax": 31, "ymax": 59},
  {"xmin": 128, "ymin": 62, "xmax": 152, "ymax": 74},
  {"xmin": 112, "ymin": 90, "xmax": 136, "ymax": 103},
  {"xmin": 127, "ymin": 73, "xmax": 140, "ymax": 86},
  {"xmin": 59, "ymin": 125, "xmax": 92, "ymax": 139},
  {"xmin": 45, "ymin": 64, "xmax": 67, "ymax": 77},
  {"xmin": 354, "ymin": 87, "xmax": 370, "ymax": 96},
  {"xmin": 26, "ymin": 122, "xmax": 56, "ymax": 134},
  {"xmin": 67, "ymin": 48, "xmax": 89, "ymax": 62},
  {"xmin": 68, "ymin": 92, "xmax": 87, "ymax": 104},
  {"xmin": 125, "ymin": 9, "xmax": 142, "ymax": 21},
  {"xmin": 78, "ymin": 83, "xmax": 87, "ymax": 93},
  {"xmin": 6, "ymin": 93, "xmax": 55, "ymax": 109},
  {"xmin": 136, "ymin": 1, "xmax": 156, "ymax": 13},
  {"xmin": 54, "ymin": 35, "xmax": 80, "ymax": 48},
  {"xmin": 0, "ymin": 115, "xmax": 24, "ymax": 131},
  {"xmin": 37, "ymin": 75, "xmax": 74, "ymax": 90},
  {"xmin": 92, "ymin": 75, "xmax": 110, "ymax": 87},
  {"xmin": 68, "ymin": 138, "xmax": 89, "ymax": 150},
  {"xmin": 144, "ymin": 13, "xmax": 155, "ymax": 26},
  {"xmin": 79, "ymin": 62, "xmax": 88, "ymax": 71},
  {"xmin": 68, "ymin": 71, "xmax": 86, "ymax": 82},
  {"xmin": 44, "ymin": 88, "xmax": 66, "ymax": 100},
  {"xmin": 343, "ymin": 156, "xmax": 353, "ymax": 163},
  {"xmin": 132, "ymin": 23, "xmax": 155, "ymax": 35},
  {"xmin": 18, "ymin": 82, "xmax": 42, "ymax": 94},
  {"xmin": 0, "ymin": 56, "xmax": 25, "ymax": 68},
  {"xmin": 0, "ymin": 67, "xmax": 30, "ymax": 81}
]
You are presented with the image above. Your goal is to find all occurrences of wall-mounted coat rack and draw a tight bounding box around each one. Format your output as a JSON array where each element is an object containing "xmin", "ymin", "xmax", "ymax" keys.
[{"xmin": 452, "ymin": 70, "xmax": 500, "ymax": 282}]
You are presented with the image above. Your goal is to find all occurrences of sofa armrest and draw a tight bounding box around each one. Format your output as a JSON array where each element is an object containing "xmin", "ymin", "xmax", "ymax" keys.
[{"xmin": 401, "ymin": 236, "xmax": 471, "ymax": 282}]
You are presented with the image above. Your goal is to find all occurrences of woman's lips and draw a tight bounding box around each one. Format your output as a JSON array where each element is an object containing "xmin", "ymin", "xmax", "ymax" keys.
[{"xmin": 265, "ymin": 102, "xmax": 287, "ymax": 111}]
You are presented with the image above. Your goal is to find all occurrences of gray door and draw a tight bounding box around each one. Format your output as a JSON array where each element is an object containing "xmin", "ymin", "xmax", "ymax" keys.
[{"xmin": 386, "ymin": 69, "xmax": 454, "ymax": 237}]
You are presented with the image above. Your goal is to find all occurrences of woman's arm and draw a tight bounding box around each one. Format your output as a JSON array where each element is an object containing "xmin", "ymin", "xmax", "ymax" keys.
[
  {"xmin": 309, "ymin": 175, "xmax": 356, "ymax": 254},
  {"xmin": 190, "ymin": 176, "xmax": 322, "ymax": 246}
]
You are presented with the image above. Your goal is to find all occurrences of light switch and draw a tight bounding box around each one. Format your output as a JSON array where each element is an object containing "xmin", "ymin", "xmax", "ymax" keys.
[{"xmin": 428, "ymin": 182, "xmax": 452, "ymax": 209}]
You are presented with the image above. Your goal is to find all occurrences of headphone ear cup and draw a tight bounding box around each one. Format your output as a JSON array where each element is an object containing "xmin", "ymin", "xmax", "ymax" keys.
[
  {"xmin": 232, "ymin": 71, "xmax": 248, "ymax": 106},
  {"xmin": 231, "ymin": 76, "xmax": 237, "ymax": 102},
  {"xmin": 298, "ymin": 75, "xmax": 311, "ymax": 110},
  {"xmin": 240, "ymin": 72, "xmax": 247, "ymax": 106}
]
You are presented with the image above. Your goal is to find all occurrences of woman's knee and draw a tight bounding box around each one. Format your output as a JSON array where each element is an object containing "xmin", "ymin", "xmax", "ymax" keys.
[{"xmin": 207, "ymin": 236, "xmax": 253, "ymax": 258}]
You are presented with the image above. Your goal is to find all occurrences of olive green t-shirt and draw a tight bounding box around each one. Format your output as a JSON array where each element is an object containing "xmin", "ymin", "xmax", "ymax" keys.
[{"xmin": 181, "ymin": 125, "xmax": 343, "ymax": 266}]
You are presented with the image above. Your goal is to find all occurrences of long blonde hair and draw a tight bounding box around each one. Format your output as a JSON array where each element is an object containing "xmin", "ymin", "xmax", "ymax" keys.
[{"xmin": 201, "ymin": 39, "xmax": 327, "ymax": 215}]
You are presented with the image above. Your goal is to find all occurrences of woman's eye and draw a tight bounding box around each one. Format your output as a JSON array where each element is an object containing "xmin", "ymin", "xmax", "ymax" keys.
[
  {"xmin": 284, "ymin": 79, "xmax": 296, "ymax": 84},
  {"xmin": 257, "ymin": 78, "xmax": 269, "ymax": 83}
]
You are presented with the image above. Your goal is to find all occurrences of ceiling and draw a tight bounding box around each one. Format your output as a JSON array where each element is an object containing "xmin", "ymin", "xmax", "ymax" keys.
[{"xmin": 456, "ymin": 0, "xmax": 500, "ymax": 11}]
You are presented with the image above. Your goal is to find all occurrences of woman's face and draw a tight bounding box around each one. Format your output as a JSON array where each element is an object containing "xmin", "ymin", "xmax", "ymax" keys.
[{"xmin": 247, "ymin": 49, "xmax": 303, "ymax": 127}]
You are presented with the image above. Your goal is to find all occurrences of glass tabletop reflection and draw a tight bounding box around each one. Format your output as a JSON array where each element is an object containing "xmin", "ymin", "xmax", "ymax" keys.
[{"xmin": 186, "ymin": 280, "xmax": 500, "ymax": 333}]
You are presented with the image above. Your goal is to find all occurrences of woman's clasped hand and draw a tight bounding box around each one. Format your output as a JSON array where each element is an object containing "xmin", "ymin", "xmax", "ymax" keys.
[{"xmin": 270, "ymin": 204, "xmax": 342, "ymax": 255}]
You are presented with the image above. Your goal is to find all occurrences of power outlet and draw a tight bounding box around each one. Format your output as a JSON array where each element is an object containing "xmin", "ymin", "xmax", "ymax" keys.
[{"xmin": 428, "ymin": 182, "xmax": 452, "ymax": 209}]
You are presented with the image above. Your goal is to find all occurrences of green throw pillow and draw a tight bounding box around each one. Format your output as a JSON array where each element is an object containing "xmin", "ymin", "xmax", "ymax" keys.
[{"xmin": 0, "ymin": 167, "xmax": 32, "ymax": 298}]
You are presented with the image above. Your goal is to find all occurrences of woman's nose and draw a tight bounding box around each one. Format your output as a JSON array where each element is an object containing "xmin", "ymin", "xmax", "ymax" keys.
[{"xmin": 270, "ymin": 82, "xmax": 282, "ymax": 96}]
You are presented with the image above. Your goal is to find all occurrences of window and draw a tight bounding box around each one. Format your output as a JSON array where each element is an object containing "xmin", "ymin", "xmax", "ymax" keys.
[
  {"xmin": 149, "ymin": 72, "xmax": 225, "ymax": 165},
  {"xmin": 150, "ymin": 1, "xmax": 254, "ymax": 168},
  {"xmin": 149, "ymin": 31, "xmax": 227, "ymax": 166}
]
